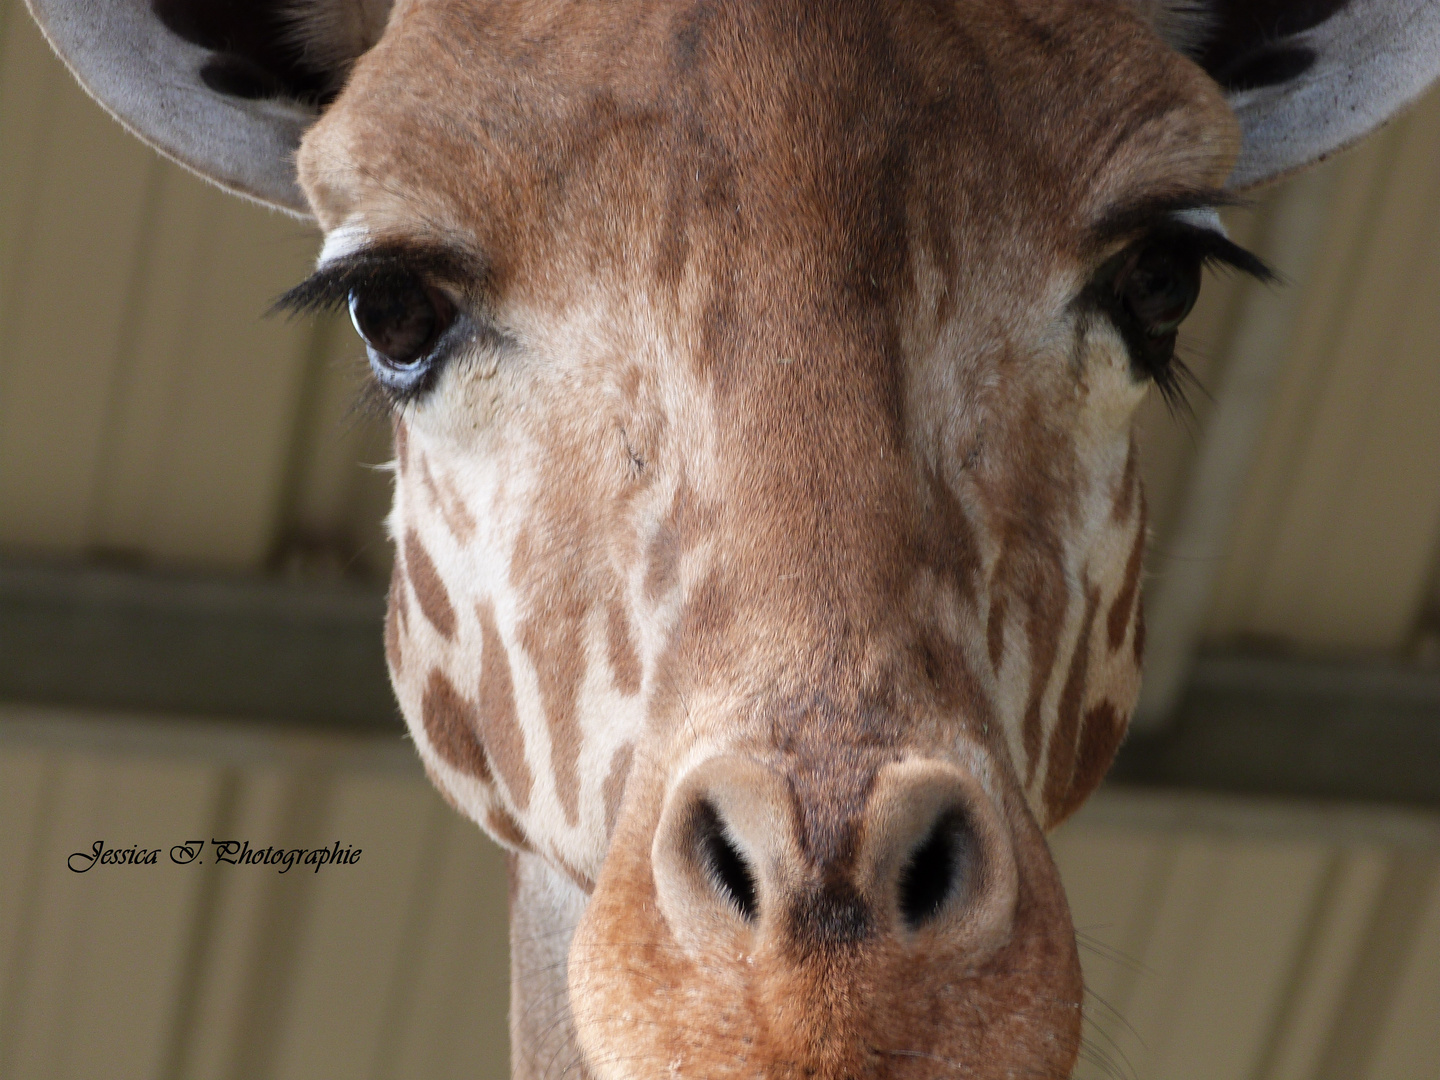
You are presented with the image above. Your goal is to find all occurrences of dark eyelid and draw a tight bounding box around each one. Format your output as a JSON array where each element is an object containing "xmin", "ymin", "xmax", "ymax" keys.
[{"xmin": 273, "ymin": 241, "xmax": 486, "ymax": 317}]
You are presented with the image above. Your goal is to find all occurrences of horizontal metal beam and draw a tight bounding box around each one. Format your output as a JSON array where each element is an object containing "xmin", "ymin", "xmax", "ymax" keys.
[
  {"xmin": 1113, "ymin": 654, "xmax": 1440, "ymax": 808},
  {"xmin": 4, "ymin": 560, "xmax": 1438, "ymax": 807},
  {"xmin": 0, "ymin": 559, "xmax": 399, "ymax": 733}
]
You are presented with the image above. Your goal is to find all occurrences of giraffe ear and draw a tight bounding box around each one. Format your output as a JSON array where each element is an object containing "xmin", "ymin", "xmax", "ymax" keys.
[
  {"xmin": 23, "ymin": 0, "xmax": 392, "ymax": 216},
  {"xmin": 1136, "ymin": 0, "xmax": 1440, "ymax": 188}
]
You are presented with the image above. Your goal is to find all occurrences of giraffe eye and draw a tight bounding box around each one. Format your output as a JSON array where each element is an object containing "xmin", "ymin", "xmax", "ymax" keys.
[
  {"xmin": 348, "ymin": 276, "xmax": 457, "ymax": 394},
  {"xmin": 1113, "ymin": 243, "xmax": 1202, "ymax": 339},
  {"xmin": 1089, "ymin": 235, "xmax": 1212, "ymax": 395}
]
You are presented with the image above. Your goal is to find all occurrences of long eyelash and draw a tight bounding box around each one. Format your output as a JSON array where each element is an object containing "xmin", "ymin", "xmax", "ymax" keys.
[
  {"xmin": 1176, "ymin": 225, "xmax": 1277, "ymax": 284},
  {"xmin": 1152, "ymin": 346, "xmax": 1206, "ymax": 418},
  {"xmin": 272, "ymin": 244, "xmax": 480, "ymax": 317}
]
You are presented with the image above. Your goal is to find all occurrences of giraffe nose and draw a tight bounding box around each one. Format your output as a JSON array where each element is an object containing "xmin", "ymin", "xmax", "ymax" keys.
[{"xmin": 651, "ymin": 755, "xmax": 1019, "ymax": 959}]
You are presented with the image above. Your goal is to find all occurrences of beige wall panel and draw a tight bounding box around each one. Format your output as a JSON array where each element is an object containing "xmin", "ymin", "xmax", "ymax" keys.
[
  {"xmin": 1152, "ymin": 839, "xmax": 1326, "ymax": 1080},
  {"xmin": 1306, "ymin": 211, "xmax": 1440, "ymax": 646},
  {"xmin": 0, "ymin": 748, "xmax": 51, "ymax": 1032},
  {"xmin": 136, "ymin": 199, "xmax": 319, "ymax": 568},
  {"xmin": 279, "ymin": 312, "xmax": 397, "ymax": 577},
  {"xmin": 1050, "ymin": 825, "xmax": 1171, "ymax": 1080},
  {"xmin": 1363, "ymin": 874, "xmax": 1440, "ymax": 1080},
  {"xmin": 268, "ymin": 772, "xmax": 440, "ymax": 1080},
  {"xmin": 0, "ymin": 0, "xmax": 63, "ymax": 317},
  {"xmin": 1210, "ymin": 86, "xmax": 1440, "ymax": 649},
  {"xmin": 56, "ymin": 759, "xmax": 223, "ymax": 1080},
  {"xmin": 0, "ymin": 23, "xmax": 158, "ymax": 552},
  {"xmin": 1263, "ymin": 847, "xmax": 1390, "ymax": 1080},
  {"xmin": 0, "ymin": 754, "xmax": 220, "ymax": 1080},
  {"xmin": 286, "ymin": 316, "xmax": 367, "ymax": 532},
  {"xmin": 0, "ymin": 0, "xmax": 376, "ymax": 574},
  {"xmin": 386, "ymin": 814, "xmax": 511, "ymax": 1080},
  {"xmin": 350, "ymin": 447, "xmax": 399, "ymax": 579},
  {"xmin": 1118, "ymin": 837, "xmax": 1327, "ymax": 1080},
  {"xmin": 1100, "ymin": 836, "xmax": 1230, "ymax": 1077},
  {"xmin": 1246, "ymin": 94, "xmax": 1440, "ymax": 649},
  {"xmin": 1050, "ymin": 825, "xmax": 1167, "ymax": 1011},
  {"xmin": 178, "ymin": 767, "xmax": 306, "ymax": 1080},
  {"xmin": 87, "ymin": 165, "xmax": 232, "ymax": 555},
  {"xmin": 1206, "ymin": 129, "xmax": 1394, "ymax": 641},
  {"xmin": 0, "ymin": 756, "xmax": 108, "ymax": 1079}
]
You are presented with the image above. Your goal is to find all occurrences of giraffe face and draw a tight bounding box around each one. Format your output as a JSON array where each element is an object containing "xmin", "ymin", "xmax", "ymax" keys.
[{"xmin": 295, "ymin": 0, "xmax": 1240, "ymax": 1073}]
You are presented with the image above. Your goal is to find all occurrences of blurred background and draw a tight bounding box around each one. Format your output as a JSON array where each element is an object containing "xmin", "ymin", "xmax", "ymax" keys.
[{"xmin": 2, "ymin": 0, "xmax": 1439, "ymax": 1075}]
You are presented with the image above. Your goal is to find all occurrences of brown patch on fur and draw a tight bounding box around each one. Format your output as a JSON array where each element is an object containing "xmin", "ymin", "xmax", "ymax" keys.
[
  {"xmin": 477, "ymin": 599, "xmax": 534, "ymax": 811},
  {"xmin": 552, "ymin": 848, "xmax": 596, "ymax": 894},
  {"xmin": 602, "ymin": 742, "xmax": 634, "ymax": 841},
  {"xmin": 420, "ymin": 456, "xmax": 477, "ymax": 542},
  {"xmin": 641, "ymin": 480, "xmax": 715, "ymax": 605},
  {"xmin": 1010, "ymin": 547, "xmax": 1074, "ymax": 786},
  {"xmin": 606, "ymin": 598, "xmax": 642, "ymax": 695},
  {"xmin": 976, "ymin": 395, "xmax": 1080, "ymax": 785},
  {"xmin": 421, "ymin": 668, "xmax": 492, "ymax": 783},
  {"xmin": 917, "ymin": 470, "xmax": 982, "ymax": 607},
  {"xmin": 503, "ymin": 407, "xmax": 674, "ymax": 832},
  {"xmin": 405, "ymin": 529, "xmax": 457, "ymax": 639},
  {"xmin": 518, "ymin": 613, "xmax": 585, "ymax": 826},
  {"xmin": 384, "ymin": 566, "xmax": 407, "ymax": 675},
  {"xmin": 643, "ymin": 525, "xmax": 681, "ymax": 603},
  {"xmin": 1107, "ymin": 515, "xmax": 1146, "ymax": 653},
  {"xmin": 1043, "ymin": 582, "xmax": 1101, "ymax": 824},
  {"xmin": 1052, "ymin": 701, "xmax": 1127, "ymax": 825},
  {"xmin": 1018, "ymin": 573, "xmax": 1072, "ymax": 790},
  {"xmin": 486, "ymin": 804, "xmax": 535, "ymax": 852}
]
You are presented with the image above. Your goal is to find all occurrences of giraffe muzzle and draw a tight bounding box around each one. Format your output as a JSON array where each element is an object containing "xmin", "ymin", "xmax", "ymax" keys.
[
  {"xmin": 650, "ymin": 754, "xmax": 1019, "ymax": 968},
  {"xmin": 570, "ymin": 750, "xmax": 1072, "ymax": 1078}
]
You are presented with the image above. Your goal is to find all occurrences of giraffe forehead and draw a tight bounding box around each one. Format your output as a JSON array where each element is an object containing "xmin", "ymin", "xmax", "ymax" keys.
[{"xmin": 298, "ymin": 0, "xmax": 1235, "ymax": 290}]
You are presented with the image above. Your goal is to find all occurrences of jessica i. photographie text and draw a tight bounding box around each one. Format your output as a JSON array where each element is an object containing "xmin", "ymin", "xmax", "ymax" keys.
[{"xmin": 67, "ymin": 839, "xmax": 362, "ymax": 874}]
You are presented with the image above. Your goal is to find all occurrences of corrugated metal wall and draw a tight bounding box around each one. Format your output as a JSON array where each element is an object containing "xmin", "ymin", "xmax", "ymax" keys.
[
  {"xmin": 0, "ymin": 0, "xmax": 391, "ymax": 578},
  {"xmin": 1204, "ymin": 97, "xmax": 1440, "ymax": 653},
  {"xmin": 1058, "ymin": 796, "xmax": 1440, "ymax": 1080},
  {"xmin": 3, "ymin": 709, "xmax": 1437, "ymax": 1080},
  {"xmin": 0, "ymin": 710, "xmax": 511, "ymax": 1080}
]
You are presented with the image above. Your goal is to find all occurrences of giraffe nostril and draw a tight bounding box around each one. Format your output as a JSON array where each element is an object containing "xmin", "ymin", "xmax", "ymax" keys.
[
  {"xmin": 652, "ymin": 756, "xmax": 790, "ymax": 950},
  {"xmin": 897, "ymin": 809, "xmax": 971, "ymax": 930},
  {"xmin": 693, "ymin": 801, "xmax": 759, "ymax": 921}
]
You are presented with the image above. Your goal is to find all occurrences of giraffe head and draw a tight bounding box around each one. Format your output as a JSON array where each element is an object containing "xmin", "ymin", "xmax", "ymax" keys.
[{"xmin": 31, "ymin": 0, "xmax": 1440, "ymax": 1075}]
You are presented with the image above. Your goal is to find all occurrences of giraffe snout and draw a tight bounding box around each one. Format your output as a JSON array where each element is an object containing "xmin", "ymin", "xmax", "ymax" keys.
[
  {"xmin": 649, "ymin": 755, "xmax": 1018, "ymax": 964},
  {"xmin": 574, "ymin": 749, "xmax": 1079, "ymax": 1078}
]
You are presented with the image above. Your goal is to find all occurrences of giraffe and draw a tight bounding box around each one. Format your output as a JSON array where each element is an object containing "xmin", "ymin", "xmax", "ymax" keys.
[{"xmin": 28, "ymin": 0, "xmax": 1440, "ymax": 1076}]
